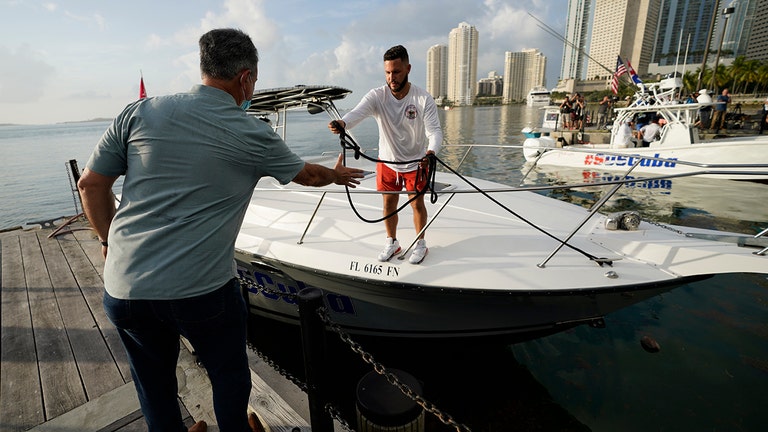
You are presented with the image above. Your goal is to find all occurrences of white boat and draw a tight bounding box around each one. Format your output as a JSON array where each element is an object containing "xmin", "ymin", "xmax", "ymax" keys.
[
  {"xmin": 526, "ymin": 86, "xmax": 551, "ymax": 107},
  {"xmin": 521, "ymin": 77, "xmax": 768, "ymax": 180},
  {"xmin": 520, "ymin": 165, "xmax": 768, "ymax": 223},
  {"xmin": 234, "ymin": 85, "xmax": 767, "ymax": 339}
]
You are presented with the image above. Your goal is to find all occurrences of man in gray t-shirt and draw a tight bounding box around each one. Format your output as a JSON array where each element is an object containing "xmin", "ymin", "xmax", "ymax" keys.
[{"xmin": 78, "ymin": 28, "xmax": 362, "ymax": 432}]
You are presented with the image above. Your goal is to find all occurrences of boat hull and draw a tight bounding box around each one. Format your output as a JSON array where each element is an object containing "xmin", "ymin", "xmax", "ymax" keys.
[
  {"xmin": 229, "ymin": 85, "xmax": 767, "ymax": 340},
  {"xmin": 235, "ymin": 252, "xmax": 704, "ymax": 338},
  {"xmin": 523, "ymin": 136, "xmax": 768, "ymax": 180},
  {"xmin": 234, "ymin": 156, "xmax": 767, "ymax": 339}
]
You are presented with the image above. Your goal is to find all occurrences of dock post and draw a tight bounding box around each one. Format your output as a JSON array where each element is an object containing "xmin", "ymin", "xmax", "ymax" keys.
[
  {"xmin": 298, "ymin": 287, "xmax": 334, "ymax": 432},
  {"xmin": 356, "ymin": 369, "xmax": 424, "ymax": 432}
]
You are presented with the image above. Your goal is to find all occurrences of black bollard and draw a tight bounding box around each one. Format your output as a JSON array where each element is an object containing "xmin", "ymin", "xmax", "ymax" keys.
[
  {"xmin": 298, "ymin": 287, "xmax": 333, "ymax": 432},
  {"xmin": 356, "ymin": 369, "xmax": 424, "ymax": 432}
]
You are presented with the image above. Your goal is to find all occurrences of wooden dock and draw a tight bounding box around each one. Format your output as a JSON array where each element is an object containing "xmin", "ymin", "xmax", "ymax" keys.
[{"xmin": 0, "ymin": 218, "xmax": 313, "ymax": 432}]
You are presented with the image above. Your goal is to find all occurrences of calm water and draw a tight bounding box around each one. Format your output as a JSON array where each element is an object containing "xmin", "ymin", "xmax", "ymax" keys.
[{"xmin": 2, "ymin": 105, "xmax": 767, "ymax": 431}]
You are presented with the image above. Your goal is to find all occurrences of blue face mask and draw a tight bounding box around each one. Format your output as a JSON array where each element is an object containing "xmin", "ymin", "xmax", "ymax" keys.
[{"xmin": 241, "ymin": 89, "xmax": 251, "ymax": 111}]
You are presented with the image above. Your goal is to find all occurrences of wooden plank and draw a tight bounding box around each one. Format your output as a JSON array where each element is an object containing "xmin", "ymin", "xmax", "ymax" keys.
[
  {"xmin": 248, "ymin": 367, "xmax": 311, "ymax": 432},
  {"xmin": 25, "ymin": 382, "xmax": 139, "ymax": 432},
  {"xmin": 21, "ymin": 231, "xmax": 87, "ymax": 419},
  {"xmin": 1, "ymin": 232, "xmax": 45, "ymax": 431},
  {"xmin": 72, "ymin": 228, "xmax": 103, "ymax": 278},
  {"xmin": 39, "ymin": 231, "xmax": 124, "ymax": 399},
  {"xmin": 67, "ymin": 229, "xmax": 132, "ymax": 380},
  {"xmin": 179, "ymin": 338, "xmax": 311, "ymax": 432}
]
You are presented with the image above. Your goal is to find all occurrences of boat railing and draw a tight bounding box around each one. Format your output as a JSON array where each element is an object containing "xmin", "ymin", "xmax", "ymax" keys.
[
  {"xmin": 247, "ymin": 86, "xmax": 766, "ymax": 266},
  {"xmin": 755, "ymin": 228, "xmax": 768, "ymax": 256},
  {"xmin": 283, "ymin": 143, "xmax": 767, "ymax": 267}
]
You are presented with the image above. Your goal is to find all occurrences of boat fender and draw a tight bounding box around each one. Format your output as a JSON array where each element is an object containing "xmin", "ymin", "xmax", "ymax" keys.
[
  {"xmin": 605, "ymin": 211, "xmax": 641, "ymax": 231},
  {"xmin": 522, "ymin": 135, "xmax": 557, "ymax": 160}
]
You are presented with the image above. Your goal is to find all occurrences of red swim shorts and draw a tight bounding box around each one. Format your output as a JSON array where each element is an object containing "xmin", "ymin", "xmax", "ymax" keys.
[{"xmin": 376, "ymin": 163, "xmax": 428, "ymax": 192}]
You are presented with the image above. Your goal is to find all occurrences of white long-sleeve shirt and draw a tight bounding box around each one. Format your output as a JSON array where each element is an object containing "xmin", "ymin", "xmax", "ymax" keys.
[{"xmin": 342, "ymin": 84, "xmax": 443, "ymax": 173}]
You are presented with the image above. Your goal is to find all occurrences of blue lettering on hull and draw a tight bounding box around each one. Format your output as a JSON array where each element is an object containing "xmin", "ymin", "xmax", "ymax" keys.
[
  {"xmin": 584, "ymin": 153, "xmax": 678, "ymax": 168},
  {"xmin": 236, "ymin": 264, "xmax": 357, "ymax": 315}
]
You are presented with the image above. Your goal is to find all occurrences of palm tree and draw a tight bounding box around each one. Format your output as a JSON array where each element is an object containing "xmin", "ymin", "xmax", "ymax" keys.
[
  {"xmin": 740, "ymin": 59, "xmax": 761, "ymax": 95},
  {"xmin": 710, "ymin": 63, "xmax": 729, "ymax": 92},
  {"xmin": 757, "ymin": 62, "xmax": 768, "ymax": 94},
  {"xmin": 683, "ymin": 70, "xmax": 699, "ymax": 94}
]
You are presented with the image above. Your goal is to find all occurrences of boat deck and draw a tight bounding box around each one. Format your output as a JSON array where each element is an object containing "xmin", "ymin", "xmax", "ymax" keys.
[{"xmin": 0, "ymin": 219, "xmax": 311, "ymax": 432}]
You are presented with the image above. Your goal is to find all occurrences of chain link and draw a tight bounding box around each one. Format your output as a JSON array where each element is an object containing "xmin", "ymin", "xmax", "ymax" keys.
[
  {"xmin": 239, "ymin": 275, "xmax": 472, "ymax": 432},
  {"xmin": 325, "ymin": 403, "xmax": 356, "ymax": 432},
  {"xmin": 318, "ymin": 307, "xmax": 473, "ymax": 432},
  {"xmin": 241, "ymin": 276, "xmax": 358, "ymax": 430},
  {"xmin": 643, "ymin": 218, "xmax": 685, "ymax": 235}
]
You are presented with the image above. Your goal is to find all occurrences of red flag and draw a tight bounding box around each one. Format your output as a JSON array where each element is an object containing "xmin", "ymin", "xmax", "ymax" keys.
[{"xmin": 139, "ymin": 76, "xmax": 147, "ymax": 99}]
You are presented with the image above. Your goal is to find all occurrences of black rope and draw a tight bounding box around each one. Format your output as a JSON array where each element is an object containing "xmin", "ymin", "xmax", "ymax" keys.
[{"xmin": 332, "ymin": 121, "xmax": 604, "ymax": 263}]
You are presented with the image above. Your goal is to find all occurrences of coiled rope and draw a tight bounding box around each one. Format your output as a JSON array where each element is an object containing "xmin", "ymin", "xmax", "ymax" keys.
[{"xmin": 331, "ymin": 121, "xmax": 606, "ymax": 263}]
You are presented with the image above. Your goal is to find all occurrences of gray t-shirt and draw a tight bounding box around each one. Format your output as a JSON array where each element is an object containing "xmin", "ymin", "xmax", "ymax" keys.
[{"xmin": 87, "ymin": 84, "xmax": 305, "ymax": 299}]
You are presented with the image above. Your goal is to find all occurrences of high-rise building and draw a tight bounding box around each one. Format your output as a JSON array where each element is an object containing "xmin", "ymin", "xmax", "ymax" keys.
[
  {"xmin": 745, "ymin": 0, "xmax": 768, "ymax": 61},
  {"xmin": 650, "ymin": 0, "xmax": 718, "ymax": 68},
  {"xmin": 447, "ymin": 22, "xmax": 479, "ymax": 106},
  {"xmin": 502, "ymin": 49, "xmax": 547, "ymax": 103},
  {"xmin": 560, "ymin": 0, "xmax": 593, "ymax": 81},
  {"xmin": 723, "ymin": 0, "xmax": 758, "ymax": 59},
  {"xmin": 586, "ymin": 0, "xmax": 660, "ymax": 79},
  {"xmin": 477, "ymin": 71, "xmax": 503, "ymax": 97},
  {"xmin": 426, "ymin": 44, "xmax": 448, "ymax": 101},
  {"xmin": 563, "ymin": 0, "xmax": 764, "ymax": 87}
]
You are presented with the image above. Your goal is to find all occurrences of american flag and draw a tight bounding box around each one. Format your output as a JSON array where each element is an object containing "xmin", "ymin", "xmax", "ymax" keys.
[{"xmin": 611, "ymin": 56, "xmax": 627, "ymax": 94}]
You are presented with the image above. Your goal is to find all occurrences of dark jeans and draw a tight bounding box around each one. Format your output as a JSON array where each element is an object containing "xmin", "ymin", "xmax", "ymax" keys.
[{"xmin": 104, "ymin": 278, "xmax": 251, "ymax": 432}]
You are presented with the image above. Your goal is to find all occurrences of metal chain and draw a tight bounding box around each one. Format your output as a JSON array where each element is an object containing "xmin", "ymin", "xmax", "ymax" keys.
[
  {"xmin": 240, "ymin": 276, "xmax": 305, "ymax": 391},
  {"xmin": 240, "ymin": 276, "xmax": 357, "ymax": 431},
  {"xmin": 246, "ymin": 339, "xmax": 308, "ymax": 392},
  {"xmin": 325, "ymin": 403, "xmax": 356, "ymax": 432},
  {"xmin": 642, "ymin": 218, "xmax": 685, "ymax": 235},
  {"xmin": 240, "ymin": 275, "xmax": 471, "ymax": 431},
  {"xmin": 318, "ymin": 307, "xmax": 473, "ymax": 432}
]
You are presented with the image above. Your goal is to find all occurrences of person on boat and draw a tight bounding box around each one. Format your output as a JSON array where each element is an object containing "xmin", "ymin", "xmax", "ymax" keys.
[
  {"xmin": 710, "ymin": 88, "xmax": 730, "ymax": 133},
  {"xmin": 639, "ymin": 116, "xmax": 662, "ymax": 147},
  {"xmin": 77, "ymin": 28, "xmax": 364, "ymax": 432},
  {"xmin": 613, "ymin": 119, "xmax": 635, "ymax": 148},
  {"xmin": 696, "ymin": 89, "xmax": 713, "ymax": 130},
  {"xmin": 633, "ymin": 111, "xmax": 649, "ymax": 139},
  {"xmin": 328, "ymin": 45, "xmax": 442, "ymax": 265}
]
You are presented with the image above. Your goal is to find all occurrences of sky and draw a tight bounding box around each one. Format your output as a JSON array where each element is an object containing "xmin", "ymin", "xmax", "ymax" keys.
[{"xmin": 0, "ymin": 0, "xmax": 569, "ymax": 125}]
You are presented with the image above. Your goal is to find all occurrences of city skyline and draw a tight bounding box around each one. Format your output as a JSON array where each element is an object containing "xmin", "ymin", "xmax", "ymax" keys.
[{"xmin": 561, "ymin": 0, "xmax": 766, "ymax": 85}]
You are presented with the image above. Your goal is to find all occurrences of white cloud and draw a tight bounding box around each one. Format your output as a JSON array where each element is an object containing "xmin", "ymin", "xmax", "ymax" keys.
[{"xmin": 0, "ymin": 44, "xmax": 55, "ymax": 103}]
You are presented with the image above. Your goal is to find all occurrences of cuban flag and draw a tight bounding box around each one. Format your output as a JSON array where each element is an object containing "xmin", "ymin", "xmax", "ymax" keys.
[{"xmin": 626, "ymin": 60, "xmax": 642, "ymax": 85}]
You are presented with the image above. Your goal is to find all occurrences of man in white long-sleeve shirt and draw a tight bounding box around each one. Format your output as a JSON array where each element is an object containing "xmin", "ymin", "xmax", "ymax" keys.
[{"xmin": 329, "ymin": 45, "xmax": 443, "ymax": 264}]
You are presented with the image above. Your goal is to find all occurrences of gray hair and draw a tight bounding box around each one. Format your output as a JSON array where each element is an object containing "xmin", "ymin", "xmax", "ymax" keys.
[{"xmin": 199, "ymin": 28, "xmax": 259, "ymax": 80}]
